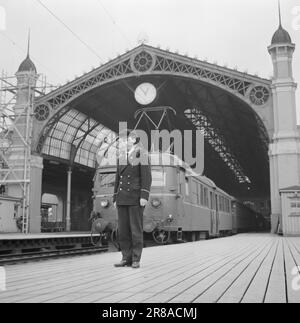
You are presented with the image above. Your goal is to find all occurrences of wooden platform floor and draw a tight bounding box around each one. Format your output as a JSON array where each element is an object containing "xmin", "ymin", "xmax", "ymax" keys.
[{"xmin": 0, "ymin": 233, "xmax": 299, "ymax": 303}]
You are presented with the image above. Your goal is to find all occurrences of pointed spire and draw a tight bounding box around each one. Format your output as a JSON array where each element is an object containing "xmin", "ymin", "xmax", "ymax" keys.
[
  {"xmin": 16, "ymin": 30, "xmax": 37, "ymax": 73},
  {"xmin": 271, "ymin": 1, "xmax": 292, "ymax": 45},
  {"xmin": 27, "ymin": 28, "xmax": 31, "ymax": 58},
  {"xmin": 278, "ymin": 0, "xmax": 282, "ymax": 27}
]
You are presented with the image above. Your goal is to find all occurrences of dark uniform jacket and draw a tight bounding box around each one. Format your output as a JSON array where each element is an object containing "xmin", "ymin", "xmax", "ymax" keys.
[{"xmin": 113, "ymin": 147, "xmax": 152, "ymax": 206}]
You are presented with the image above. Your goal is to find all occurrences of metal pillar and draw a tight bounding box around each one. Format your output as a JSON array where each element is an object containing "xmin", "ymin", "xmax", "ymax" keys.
[{"xmin": 66, "ymin": 167, "xmax": 72, "ymax": 232}]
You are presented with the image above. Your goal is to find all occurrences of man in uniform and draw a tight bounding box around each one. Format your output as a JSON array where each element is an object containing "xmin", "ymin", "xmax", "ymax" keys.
[{"xmin": 113, "ymin": 130, "xmax": 152, "ymax": 269}]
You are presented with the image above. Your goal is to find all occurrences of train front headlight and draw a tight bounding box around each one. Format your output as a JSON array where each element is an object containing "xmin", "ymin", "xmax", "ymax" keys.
[
  {"xmin": 100, "ymin": 200, "xmax": 109, "ymax": 208},
  {"xmin": 166, "ymin": 214, "xmax": 174, "ymax": 223},
  {"xmin": 151, "ymin": 198, "xmax": 162, "ymax": 208}
]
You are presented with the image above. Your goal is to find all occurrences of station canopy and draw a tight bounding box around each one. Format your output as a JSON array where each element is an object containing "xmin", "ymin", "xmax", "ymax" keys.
[{"xmin": 38, "ymin": 45, "xmax": 270, "ymax": 200}]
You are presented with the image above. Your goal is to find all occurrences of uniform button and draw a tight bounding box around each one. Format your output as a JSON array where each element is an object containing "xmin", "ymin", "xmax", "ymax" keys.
[
  {"xmin": 120, "ymin": 188, "xmax": 123, "ymax": 191},
  {"xmin": 127, "ymin": 189, "xmax": 130, "ymax": 191}
]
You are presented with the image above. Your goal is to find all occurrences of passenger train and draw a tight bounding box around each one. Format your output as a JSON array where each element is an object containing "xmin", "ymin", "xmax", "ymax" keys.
[{"xmin": 91, "ymin": 152, "xmax": 261, "ymax": 245}]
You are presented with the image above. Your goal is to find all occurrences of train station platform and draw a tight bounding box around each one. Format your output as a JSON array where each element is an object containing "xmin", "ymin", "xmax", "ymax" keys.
[
  {"xmin": 0, "ymin": 233, "xmax": 299, "ymax": 303},
  {"xmin": 0, "ymin": 232, "xmax": 90, "ymax": 240},
  {"xmin": 0, "ymin": 232, "xmax": 94, "ymax": 257}
]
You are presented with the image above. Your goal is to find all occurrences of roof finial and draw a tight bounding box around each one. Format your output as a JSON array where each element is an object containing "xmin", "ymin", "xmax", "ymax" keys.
[
  {"xmin": 27, "ymin": 28, "xmax": 31, "ymax": 58},
  {"xmin": 137, "ymin": 32, "xmax": 149, "ymax": 45},
  {"xmin": 278, "ymin": 0, "xmax": 282, "ymax": 27}
]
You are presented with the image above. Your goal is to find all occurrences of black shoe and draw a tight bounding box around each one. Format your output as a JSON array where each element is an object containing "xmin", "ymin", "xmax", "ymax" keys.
[
  {"xmin": 114, "ymin": 260, "xmax": 132, "ymax": 268},
  {"xmin": 132, "ymin": 262, "xmax": 140, "ymax": 269}
]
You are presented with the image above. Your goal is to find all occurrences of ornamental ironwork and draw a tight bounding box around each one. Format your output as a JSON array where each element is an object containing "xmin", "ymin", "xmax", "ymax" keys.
[
  {"xmin": 185, "ymin": 108, "xmax": 251, "ymax": 185},
  {"xmin": 44, "ymin": 59, "xmax": 132, "ymax": 111},
  {"xmin": 153, "ymin": 55, "xmax": 253, "ymax": 96},
  {"xmin": 35, "ymin": 46, "xmax": 269, "ymax": 114},
  {"xmin": 132, "ymin": 51, "xmax": 154, "ymax": 72},
  {"xmin": 34, "ymin": 104, "xmax": 50, "ymax": 121},
  {"xmin": 36, "ymin": 105, "xmax": 71, "ymax": 153},
  {"xmin": 250, "ymin": 86, "xmax": 270, "ymax": 106}
]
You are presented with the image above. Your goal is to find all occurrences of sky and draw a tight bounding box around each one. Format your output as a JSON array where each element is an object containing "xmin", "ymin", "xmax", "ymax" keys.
[{"xmin": 0, "ymin": 0, "xmax": 300, "ymax": 120}]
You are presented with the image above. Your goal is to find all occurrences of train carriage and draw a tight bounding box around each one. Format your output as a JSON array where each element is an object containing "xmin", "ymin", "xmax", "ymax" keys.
[{"xmin": 92, "ymin": 152, "xmax": 261, "ymax": 245}]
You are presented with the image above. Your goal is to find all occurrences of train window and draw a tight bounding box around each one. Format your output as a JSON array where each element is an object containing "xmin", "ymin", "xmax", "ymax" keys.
[
  {"xmin": 219, "ymin": 196, "xmax": 222, "ymax": 211},
  {"xmin": 200, "ymin": 185, "xmax": 204, "ymax": 206},
  {"xmin": 152, "ymin": 170, "xmax": 166, "ymax": 187},
  {"xmin": 99, "ymin": 173, "xmax": 116, "ymax": 188},
  {"xmin": 185, "ymin": 178, "xmax": 189, "ymax": 196},
  {"xmin": 204, "ymin": 187, "xmax": 209, "ymax": 207},
  {"xmin": 192, "ymin": 181, "xmax": 198, "ymax": 204},
  {"xmin": 179, "ymin": 174, "xmax": 183, "ymax": 194},
  {"xmin": 291, "ymin": 202, "xmax": 300, "ymax": 208},
  {"xmin": 210, "ymin": 192, "xmax": 214, "ymax": 209},
  {"xmin": 197, "ymin": 183, "xmax": 201, "ymax": 205}
]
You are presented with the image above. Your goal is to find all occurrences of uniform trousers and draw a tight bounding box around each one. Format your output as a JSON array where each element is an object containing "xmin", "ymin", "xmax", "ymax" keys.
[{"xmin": 117, "ymin": 205, "xmax": 144, "ymax": 263}]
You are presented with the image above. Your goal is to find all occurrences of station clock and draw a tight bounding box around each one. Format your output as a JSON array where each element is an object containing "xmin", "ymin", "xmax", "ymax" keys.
[{"xmin": 134, "ymin": 83, "xmax": 157, "ymax": 106}]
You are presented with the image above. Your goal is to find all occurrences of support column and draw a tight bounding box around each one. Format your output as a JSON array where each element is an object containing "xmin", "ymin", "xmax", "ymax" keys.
[
  {"xmin": 29, "ymin": 155, "xmax": 43, "ymax": 233},
  {"xmin": 66, "ymin": 167, "xmax": 72, "ymax": 232}
]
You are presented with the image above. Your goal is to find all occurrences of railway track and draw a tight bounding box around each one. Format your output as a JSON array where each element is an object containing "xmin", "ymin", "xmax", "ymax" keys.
[
  {"xmin": 0, "ymin": 246, "xmax": 108, "ymax": 265},
  {"xmin": 0, "ymin": 235, "xmax": 184, "ymax": 266}
]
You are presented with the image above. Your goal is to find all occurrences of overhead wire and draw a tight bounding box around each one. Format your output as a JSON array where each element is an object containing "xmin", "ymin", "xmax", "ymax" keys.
[
  {"xmin": 95, "ymin": 0, "xmax": 133, "ymax": 47},
  {"xmin": 36, "ymin": 0, "xmax": 104, "ymax": 62},
  {"xmin": 20, "ymin": 1, "xmax": 140, "ymax": 98}
]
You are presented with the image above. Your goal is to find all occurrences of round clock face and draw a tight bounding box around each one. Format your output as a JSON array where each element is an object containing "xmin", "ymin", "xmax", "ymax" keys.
[{"xmin": 134, "ymin": 83, "xmax": 157, "ymax": 105}]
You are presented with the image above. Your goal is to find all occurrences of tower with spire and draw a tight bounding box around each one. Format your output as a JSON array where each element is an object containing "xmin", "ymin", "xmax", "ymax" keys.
[
  {"xmin": 268, "ymin": 2, "xmax": 300, "ymax": 233},
  {"xmin": 15, "ymin": 30, "xmax": 37, "ymax": 108},
  {"xmin": 6, "ymin": 32, "xmax": 43, "ymax": 233}
]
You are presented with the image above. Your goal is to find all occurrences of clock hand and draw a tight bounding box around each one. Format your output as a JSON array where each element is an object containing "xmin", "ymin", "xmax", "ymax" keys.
[
  {"xmin": 136, "ymin": 90, "xmax": 147, "ymax": 103},
  {"xmin": 141, "ymin": 87, "xmax": 148, "ymax": 96}
]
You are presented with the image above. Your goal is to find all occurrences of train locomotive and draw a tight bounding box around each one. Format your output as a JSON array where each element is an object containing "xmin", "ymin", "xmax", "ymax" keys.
[{"xmin": 91, "ymin": 151, "xmax": 261, "ymax": 245}]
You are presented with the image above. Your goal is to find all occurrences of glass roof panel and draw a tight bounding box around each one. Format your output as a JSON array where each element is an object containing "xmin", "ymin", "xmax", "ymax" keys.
[{"xmin": 41, "ymin": 109, "xmax": 117, "ymax": 168}]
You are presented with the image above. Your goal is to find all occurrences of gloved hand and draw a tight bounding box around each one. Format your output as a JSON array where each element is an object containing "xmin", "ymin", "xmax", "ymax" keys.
[{"xmin": 140, "ymin": 198, "xmax": 148, "ymax": 207}]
